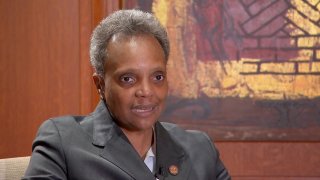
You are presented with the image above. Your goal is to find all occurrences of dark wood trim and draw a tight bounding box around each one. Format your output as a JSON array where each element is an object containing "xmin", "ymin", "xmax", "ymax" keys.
[{"xmin": 79, "ymin": 0, "xmax": 94, "ymax": 114}]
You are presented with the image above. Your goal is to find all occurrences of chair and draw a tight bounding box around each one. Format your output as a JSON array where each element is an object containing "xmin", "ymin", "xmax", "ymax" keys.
[{"xmin": 0, "ymin": 156, "xmax": 30, "ymax": 180}]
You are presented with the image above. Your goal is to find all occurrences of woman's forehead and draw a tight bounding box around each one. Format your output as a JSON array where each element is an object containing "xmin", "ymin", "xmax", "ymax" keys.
[{"xmin": 104, "ymin": 34, "xmax": 166, "ymax": 74}]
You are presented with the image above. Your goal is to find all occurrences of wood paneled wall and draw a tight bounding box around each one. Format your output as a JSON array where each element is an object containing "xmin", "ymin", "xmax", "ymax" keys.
[
  {"xmin": 216, "ymin": 142, "xmax": 320, "ymax": 179},
  {"xmin": 0, "ymin": 0, "xmax": 319, "ymax": 179},
  {"xmin": 0, "ymin": 0, "xmax": 113, "ymax": 158},
  {"xmin": 1, "ymin": 0, "xmax": 81, "ymax": 158}
]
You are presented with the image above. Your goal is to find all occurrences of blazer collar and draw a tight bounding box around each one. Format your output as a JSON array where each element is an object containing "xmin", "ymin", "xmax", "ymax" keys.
[
  {"xmin": 154, "ymin": 122, "xmax": 191, "ymax": 179},
  {"xmin": 90, "ymin": 101, "xmax": 190, "ymax": 180},
  {"xmin": 91, "ymin": 100, "xmax": 116, "ymax": 147},
  {"xmin": 91, "ymin": 101, "xmax": 155, "ymax": 179}
]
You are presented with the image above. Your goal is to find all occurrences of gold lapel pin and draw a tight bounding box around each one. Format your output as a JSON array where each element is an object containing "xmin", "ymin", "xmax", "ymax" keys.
[{"xmin": 169, "ymin": 165, "xmax": 179, "ymax": 176}]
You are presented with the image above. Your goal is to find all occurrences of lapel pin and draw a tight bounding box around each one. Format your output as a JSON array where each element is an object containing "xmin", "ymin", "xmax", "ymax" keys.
[{"xmin": 169, "ymin": 165, "xmax": 179, "ymax": 176}]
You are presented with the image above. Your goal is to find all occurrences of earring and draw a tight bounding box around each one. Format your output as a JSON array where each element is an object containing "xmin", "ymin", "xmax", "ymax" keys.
[{"xmin": 98, "ymin": 89, "xmax": 105, "ymax": 100}]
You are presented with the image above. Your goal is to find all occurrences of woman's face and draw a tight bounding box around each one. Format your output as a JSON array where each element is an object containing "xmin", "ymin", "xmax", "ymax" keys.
[{"xmin": 103, "ymin": 34, "xmax": 168, "ymax": 132}]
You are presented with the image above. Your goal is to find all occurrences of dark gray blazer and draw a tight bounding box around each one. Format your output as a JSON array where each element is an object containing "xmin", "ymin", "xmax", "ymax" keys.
[{"xmin": 23, "ymin": 101, "xmax": 230, "ymax": 180}]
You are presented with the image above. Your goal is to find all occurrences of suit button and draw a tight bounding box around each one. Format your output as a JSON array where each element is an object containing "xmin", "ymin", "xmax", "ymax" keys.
[{"xmin": 169, "ymin": 165, "xmax": 179, "ymax": 176}]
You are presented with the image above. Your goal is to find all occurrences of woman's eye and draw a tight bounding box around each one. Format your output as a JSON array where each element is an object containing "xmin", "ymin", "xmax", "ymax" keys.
[
  {"xmin": 120, "ymin": 76, "xmax": 135, "ymax": 84},
  {"xmin": 154, "ymin": 74, "xmax": 165, "ymax": 81}
]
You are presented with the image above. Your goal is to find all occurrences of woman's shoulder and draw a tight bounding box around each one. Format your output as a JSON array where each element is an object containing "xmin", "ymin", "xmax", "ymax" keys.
[
  {"xmin": 36, "ymin": 115, "xmax": 92, "ymax": 138},
  {"xmin": 159, "ymin": 122, "xmax": 216, "ymax": 151}
]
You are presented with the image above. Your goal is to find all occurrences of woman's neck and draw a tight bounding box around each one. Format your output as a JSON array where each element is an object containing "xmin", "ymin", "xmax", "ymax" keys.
[{"xmin": 121, "ymin": 128, "xmax": 154, "ymax": 159}]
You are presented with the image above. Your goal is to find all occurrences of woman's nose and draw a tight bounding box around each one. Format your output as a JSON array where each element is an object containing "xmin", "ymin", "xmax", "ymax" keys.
[{"xmin": 135, "ymin": 80, "xmax": 153, "ymax": 98}]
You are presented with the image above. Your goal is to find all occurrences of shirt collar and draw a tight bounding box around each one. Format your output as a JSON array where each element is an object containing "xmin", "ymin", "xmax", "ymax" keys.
[{"xmin": 144, "ymin": 127, "xmax": 156, "ymax": 173}]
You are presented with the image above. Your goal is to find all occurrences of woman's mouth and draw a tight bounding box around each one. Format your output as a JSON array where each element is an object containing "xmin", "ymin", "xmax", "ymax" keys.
[{"xmin": 131, "ymin": 105, "xmax": 157, "ymax": 117}]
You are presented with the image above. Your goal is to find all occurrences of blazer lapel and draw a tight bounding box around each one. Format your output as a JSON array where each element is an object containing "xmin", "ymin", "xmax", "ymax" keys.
[
  {"xmin": 155, "ymin": 122, "xmax": 192, "ymax": 180},
  {"xmin": 91, "ymin": 101, "xmax": 155, "ymax": 180},
  {"xmin": 100, "ymin": 130, "xmax": 155, "ymax": 180}
]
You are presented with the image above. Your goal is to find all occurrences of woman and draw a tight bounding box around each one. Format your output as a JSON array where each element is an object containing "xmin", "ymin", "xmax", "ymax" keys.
[{"xmin": 23, "ymin": 9, "xmax": 230, "ymax": 180}]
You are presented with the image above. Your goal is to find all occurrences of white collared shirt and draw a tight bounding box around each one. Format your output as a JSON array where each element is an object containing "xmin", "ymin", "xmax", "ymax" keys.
[{"xmin": 143, "ymin": 147, "xmax": 156, "ymax": 173}]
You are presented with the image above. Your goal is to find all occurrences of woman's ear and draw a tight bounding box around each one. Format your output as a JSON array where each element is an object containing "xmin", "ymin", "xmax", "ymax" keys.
[{"xmin": 93, "ymin": 73, "xmax": 106, "ymax": 100}]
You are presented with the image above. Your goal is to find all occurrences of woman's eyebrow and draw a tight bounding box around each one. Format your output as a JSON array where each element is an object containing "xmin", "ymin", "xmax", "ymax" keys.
[
  {"xmin": 113, "ymin": 68, "xmax": 138, "ymax": 76},
  {"xmin": 114, "ymin": 66, "xmax": 166, "ymax": 75}
]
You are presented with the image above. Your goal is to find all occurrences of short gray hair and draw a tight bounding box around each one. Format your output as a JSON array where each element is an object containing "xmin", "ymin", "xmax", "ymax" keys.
[{"xmin": 90, "ymin": 9, "xmax": 170, "ymax": 76}]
